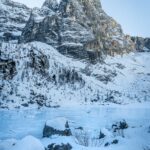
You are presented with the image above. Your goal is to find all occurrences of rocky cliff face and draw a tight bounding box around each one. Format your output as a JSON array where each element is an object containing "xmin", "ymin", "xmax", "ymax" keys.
[
  {"xmin": 20, "ymin": 0, "xmax": 134, "ymax": 62},
  {"xmin": 131, "ymin": 37, "xmax": 150, "ymax": 52},
  {"xmin": 0, "ymin": 0, "xmax": 31, "ymax": 42}
]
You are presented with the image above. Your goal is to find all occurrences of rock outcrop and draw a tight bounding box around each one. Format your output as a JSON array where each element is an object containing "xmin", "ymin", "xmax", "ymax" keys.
[
  {"xmin": 43, "ymin": 118, "xmax": 72, "ymax": 137},
  {"xmin": 0, "ymin": 0, "xmax": 31, "ymax": 42},
  {"xmin": 20, "ymin": 0, "xmax": 134, "ymax": 62},
  {"xmin": 0, "ymin": 59, "xmax": 16, "ymax": 79},
  {"xmin": 131, "ymin": 37, "xmax": 150, "ymax": 52},
  {"xmin": 0, "ymin": 42, "xmax": 87, "ymax": 108},
  {"xmin": 46, "ymin": 143, "xmax": 72, "ymax": 150}
]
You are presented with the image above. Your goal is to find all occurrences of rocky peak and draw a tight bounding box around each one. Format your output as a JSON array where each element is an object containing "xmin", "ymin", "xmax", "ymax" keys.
[{"xmin": 20, "ymin": 0, "xmax": 134, "ymax": 62}]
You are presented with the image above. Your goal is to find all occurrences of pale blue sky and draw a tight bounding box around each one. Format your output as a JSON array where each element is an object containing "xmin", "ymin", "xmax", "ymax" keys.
[
  {"xmin": 101, "ymin": 0, "xmax": 150, "ymax": 37},
  {"xmin": 13, "ymin": 0, "xmax": 150, "ymax": 37}
]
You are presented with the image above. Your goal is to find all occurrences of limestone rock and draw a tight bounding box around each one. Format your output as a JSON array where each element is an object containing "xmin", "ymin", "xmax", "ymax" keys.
[
  {"xmin": 20, "ymin": 0, "xmax": 134, "ymax": 62},
  {"xmin": 43, "ymin": 117, "xmax": 72, "ymax": 137}
]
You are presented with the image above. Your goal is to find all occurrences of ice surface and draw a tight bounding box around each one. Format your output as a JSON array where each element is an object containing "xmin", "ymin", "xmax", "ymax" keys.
[{"xmin": 0, "ymin": 106, "xmax": 150, "ymax": 150}]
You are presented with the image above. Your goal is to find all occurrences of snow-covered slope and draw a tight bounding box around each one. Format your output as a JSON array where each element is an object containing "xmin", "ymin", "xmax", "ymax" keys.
[
  {"xmin": 0, "ymin": 0, "xmax": 30, "ymax": 42},
  {"xmin": 0, "ymin": 42, "xmax": 150, "ymax": 109}
]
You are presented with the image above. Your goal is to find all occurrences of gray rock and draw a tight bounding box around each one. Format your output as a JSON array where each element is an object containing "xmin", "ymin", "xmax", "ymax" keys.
[
  {"xmin": 29, "ymin": 49, "xmax": 49, "ymax": 73},
  {"xmin": 21, "ymin": 103, "xmax": 29, "ymax": 107},
  {"xmin": 43, "ymin": 118, "xmax": 72, "ymax": 137},
  {"xmin": 47, "ymin": 143, "xmax": 72, "ymax": 150},
  {"xmin": 43, "ymin": 125, "xmax": 72, "ymax": 137},
  {"xmin": 0, "ymin": 59, "xmax": 17, "ymax": 79},
  {"xmin": 111, "ymin": 139, "xmax": 119, "ymax": 144},
  {"xmin": 131, "ymin": 37, "xmax": 150, "ymax": 52},
  {"xmin": 0, "ymin": 0, "xmax": 31, "ymax": 42},
  {"xmin": 20, "ymin": 0, "xmax": 134, "ymax": 62}
]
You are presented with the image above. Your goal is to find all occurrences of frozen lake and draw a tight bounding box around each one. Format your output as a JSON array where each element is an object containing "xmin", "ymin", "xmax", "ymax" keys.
[{"xmin": 0, "ymin": 106, "xmax": 150, "ymax": 140}]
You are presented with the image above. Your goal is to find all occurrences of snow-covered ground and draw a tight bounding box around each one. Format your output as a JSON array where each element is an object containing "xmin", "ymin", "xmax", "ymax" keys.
[
  {"xmin": 0, "ymin": 42, "xmax": 150, "ymax": 149},
  {"xmin": 0, "ymin": 106, "xmax": 150, "ymax": 150}
]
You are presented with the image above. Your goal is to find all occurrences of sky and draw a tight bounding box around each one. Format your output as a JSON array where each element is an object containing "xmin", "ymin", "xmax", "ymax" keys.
[
  {"xmin": 13, "ymin": 0, "xmax": 150, "ymax": 37},
  {"xmin": 101, "ymin": 0, "xmax": 150, "ymax": 37}
]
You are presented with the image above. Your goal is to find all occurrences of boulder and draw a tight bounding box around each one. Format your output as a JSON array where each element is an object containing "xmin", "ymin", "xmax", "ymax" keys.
[
  {"xmin": 47, "ymin": 143, "xmax": 72, "ymax": 150},
  {"xmin": 43, "ymin": 117, "xmax": 72, "ymax": 137}
]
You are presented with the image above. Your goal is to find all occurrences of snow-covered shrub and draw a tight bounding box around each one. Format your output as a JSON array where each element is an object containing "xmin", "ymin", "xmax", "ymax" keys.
[
  {"xmin": 74, "ymin": 130, "xmax": 90, "ymax": 147},
  {"xmin": 73, "ymin": 129, "xmax": 105, "ymax": 147}
]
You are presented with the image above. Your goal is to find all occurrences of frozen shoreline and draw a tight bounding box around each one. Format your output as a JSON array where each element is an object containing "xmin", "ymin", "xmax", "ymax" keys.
[{"xmin": 0, "ymin": 105, "xmax": 150, "ymax": 150}]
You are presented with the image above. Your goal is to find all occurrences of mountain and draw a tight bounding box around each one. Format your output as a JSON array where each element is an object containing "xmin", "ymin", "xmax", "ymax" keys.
[
  {"xmin": 0, "ymin": 0, "xmax": 150, "ymax": 109},
  {"xmin": 19, "ymin": 0, "xmax": 134, "ymax": 62},
  {"xmin": 0, "ymin": 0, "xmax": 31, "ymax": 42}
]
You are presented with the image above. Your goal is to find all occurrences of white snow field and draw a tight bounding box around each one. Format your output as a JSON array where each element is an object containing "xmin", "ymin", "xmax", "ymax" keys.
[{"xmin": 0, "ymin": 106, "xmax": 150, "ymax": 150}]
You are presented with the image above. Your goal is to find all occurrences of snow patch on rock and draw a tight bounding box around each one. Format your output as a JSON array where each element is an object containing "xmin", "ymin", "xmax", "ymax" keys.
[{"xmin": 46, "ymin": 117, "xmax": 68, "ymax": 131}]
